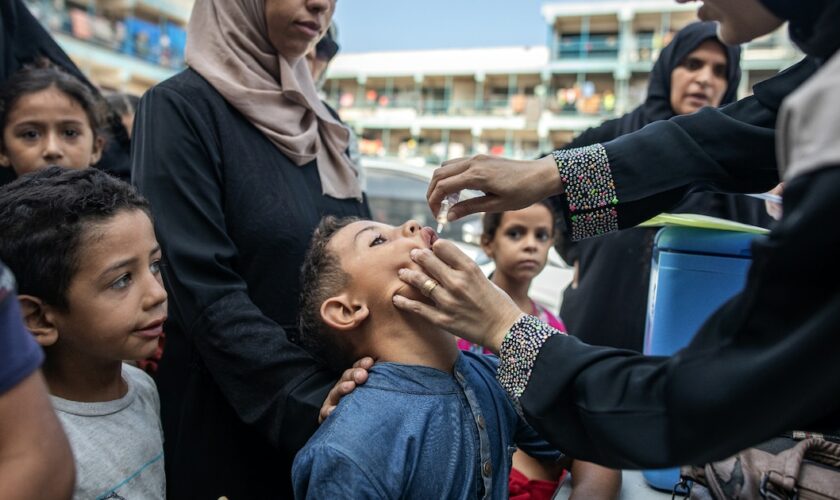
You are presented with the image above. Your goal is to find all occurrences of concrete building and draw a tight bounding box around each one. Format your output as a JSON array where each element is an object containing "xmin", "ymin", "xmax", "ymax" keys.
[
  {"xmin": 23, "ymin": 0, "xmax": 192, "ymax": 95},
  {"xmin": 22, "ymin": 0, "xmax": 800, "ymax": 161},
  {"xmin": 325, "ymin": 0, "xmax": 801, "ymax": 161}
]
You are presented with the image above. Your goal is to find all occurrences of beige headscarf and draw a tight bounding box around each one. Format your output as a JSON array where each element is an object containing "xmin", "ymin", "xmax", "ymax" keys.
[
  {"xmin": 776, "ymin": 49, "xmax": 840, "ymax": 182},
  {"xmin": 185, "ymin": 0, "xmax": 362, "ymax": 200}
]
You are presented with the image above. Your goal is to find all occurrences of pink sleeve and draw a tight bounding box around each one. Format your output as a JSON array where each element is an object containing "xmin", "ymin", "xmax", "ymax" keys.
[{"xmin": 534, "ymin": 303, "xmax": 567, "ymax": 333}]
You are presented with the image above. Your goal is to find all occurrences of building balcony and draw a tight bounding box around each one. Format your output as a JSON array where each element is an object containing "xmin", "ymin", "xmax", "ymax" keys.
[
  {"xmin": 24, "ymin": 0, "xmax": 187, "ymax": 91},
  {"xmin": 334, "ymin": 95, "xmax": 615, "ymax": 135},
  {"xmin": 53, "ymin": 32, "xmax": 178, "ymax": 91},
  {"xmin": 554, "ymin": 37, "xmax": 621, "ymax": 61}
]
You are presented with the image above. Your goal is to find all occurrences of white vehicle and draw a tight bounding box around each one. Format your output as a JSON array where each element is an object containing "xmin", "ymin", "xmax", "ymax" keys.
[{"xmin": 361, "ymin": 157, "xmax": 573, "ymax": 315}]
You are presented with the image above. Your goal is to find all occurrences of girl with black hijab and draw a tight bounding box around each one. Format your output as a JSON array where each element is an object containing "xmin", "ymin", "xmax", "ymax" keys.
[
  {"xmin": 389, "ymin": 0, "xmax": 840, "ymax": 469},
  {"xmin": 555, "ymin": 22, "xmax": 771, "ymax": 352}
]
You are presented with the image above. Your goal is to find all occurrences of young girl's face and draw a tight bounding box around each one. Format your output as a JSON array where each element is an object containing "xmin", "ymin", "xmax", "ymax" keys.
[
  {"xmin": 0, "ymin": 86, "xmax": 103, "ymax": 176},
  {"xmin": 482, "ymin": 204, "xmax": 555, "ymax": 286}
]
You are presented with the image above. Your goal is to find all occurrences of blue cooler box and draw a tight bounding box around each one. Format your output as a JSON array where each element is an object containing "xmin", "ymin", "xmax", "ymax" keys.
[{"xmin": 641, "ymin": 226, "xmax": 762, "ymax": 491}]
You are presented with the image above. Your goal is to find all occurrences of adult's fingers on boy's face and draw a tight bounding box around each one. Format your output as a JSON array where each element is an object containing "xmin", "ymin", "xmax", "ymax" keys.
[
  {"xmin": 392, "ymin": 294, "xmax": 449, "ymax": 327},
  {"xmin": 431, "ymin": 240, "xmax": 479, "ymax": 273},
  {"xmin": 409, "ymin": 248, "xmax": 454, "ymax": 287},
  {"xmin": 397, "ymin": 268, "xmax": 451, "ymax": 305}
]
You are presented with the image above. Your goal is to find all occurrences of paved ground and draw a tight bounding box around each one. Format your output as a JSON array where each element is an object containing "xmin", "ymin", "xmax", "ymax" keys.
[{"xmin": 554, "ymin": 470, "xmax": 675, "ymax": 499}]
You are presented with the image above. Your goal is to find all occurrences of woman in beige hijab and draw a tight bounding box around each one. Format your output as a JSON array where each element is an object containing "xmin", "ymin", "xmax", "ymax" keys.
[{"xmin": 131, "ymin": 1, "xmax": 370, "ymax": 497}]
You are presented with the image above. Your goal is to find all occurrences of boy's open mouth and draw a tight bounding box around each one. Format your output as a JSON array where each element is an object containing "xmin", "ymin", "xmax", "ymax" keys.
[{"xmin": 420, "ymin": 227, "xmax": 439, "ymax": 248}]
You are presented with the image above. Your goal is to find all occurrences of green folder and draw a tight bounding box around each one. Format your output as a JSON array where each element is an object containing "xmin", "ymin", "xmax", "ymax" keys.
[{"xmin": 638, "ymin": 213, "xmax": 770, "ymax": 235}]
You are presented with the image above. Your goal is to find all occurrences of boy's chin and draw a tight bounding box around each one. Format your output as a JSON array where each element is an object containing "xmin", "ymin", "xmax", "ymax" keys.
[{"xmin": 125, "ymin": 339, "xmax": 161, "ymax": 362}]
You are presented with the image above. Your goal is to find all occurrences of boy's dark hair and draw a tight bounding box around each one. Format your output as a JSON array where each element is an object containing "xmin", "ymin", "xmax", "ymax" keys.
[
  {"xmin": 299, "ymin": 215, "xmax": 360, "ymax": 372},
  {"xmin": 0, "ymin": 166, "xmax": 150, "ymax": 309},
  {"xmin": 481, "ymin": 199, "xmax": 559, "ymax": 246},
  {"xmin": 0, "ymin": 64, "xmax": 108, "ymax": 149}
]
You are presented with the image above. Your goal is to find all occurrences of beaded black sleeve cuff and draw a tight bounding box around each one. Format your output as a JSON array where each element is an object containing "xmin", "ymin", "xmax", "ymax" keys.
[
  {"xmin": 552, "ymin": 145, "xmax": 619, "ymax": 240},
  {"xmin": 497, "ymin": 315, "xmax": 557, "ymax": 401}
]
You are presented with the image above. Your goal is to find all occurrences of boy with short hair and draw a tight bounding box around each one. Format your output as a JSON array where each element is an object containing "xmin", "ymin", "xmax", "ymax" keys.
[
  {"xmin": 0, "ymin": 166, "xmax": 166, "ymax": 499},
  {"xmin": 292, "ymin": 216, "xmax": 562, "ymax": 498}
]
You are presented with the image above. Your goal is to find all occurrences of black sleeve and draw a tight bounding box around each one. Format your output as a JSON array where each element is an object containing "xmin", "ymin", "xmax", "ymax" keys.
[
  {"xmin": 519, "ymin": 166, "xmax": 840, "ymax": 468},
  {"xmin": 551, "ymin": 59, "xmax": 817, "ymax": 241},
  {"xmin": 565, "ymin": 118, "xmax": 624, "ymax": 150},
  {"xmin": 131, "ymin": 85, "xmax": 334, "ymax": 453},
  {"xmin": 549, "ymin": 119, "xmax": 623, "ymax": 262},
  {"xmin": 606, "ymin": 95, "xmax": 779, "ymax": 229}
]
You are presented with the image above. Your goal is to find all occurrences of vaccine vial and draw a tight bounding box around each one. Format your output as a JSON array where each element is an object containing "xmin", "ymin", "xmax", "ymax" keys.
[{"xmin": 436, "ymin": 193, "xmax": 460, "ymax": 233}]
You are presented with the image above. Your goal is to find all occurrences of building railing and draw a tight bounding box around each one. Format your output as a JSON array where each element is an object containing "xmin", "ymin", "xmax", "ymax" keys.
[
  {"xmin": 330, "ymin": 96, "xmax": 617, "ymax": 118},
  {"xmin": 24, "ymin": 0, "xmax": 186, "ymax": 69},
  {"xmin": 556, "ymin": 36, "xmax": 620, "ymax": 59},
  {"xmin": 552, "ymin": 31, "xmax": 794, "ymax": 63}
]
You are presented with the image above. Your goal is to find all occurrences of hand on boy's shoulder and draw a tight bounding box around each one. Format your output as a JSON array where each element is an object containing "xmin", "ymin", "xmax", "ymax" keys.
[{"xmin": 319, "ymin": 357, "xmax": 374, "ymax": 424}]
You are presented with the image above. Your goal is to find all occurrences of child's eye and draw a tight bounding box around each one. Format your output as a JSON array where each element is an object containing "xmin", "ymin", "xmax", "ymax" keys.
[
  {"xmin": 150, "ymin": 260, "xmax": 162, "ymax": 274},
  {"xmin": 370, "ymin": 234, "xmax": 387, "ymax": 247},
  {"xmin": 18, "ymin": 130, "xmax": 39, "ymax": 140},
  {"xmin": 110, "ymin": 273, "xmax": 132, "ymax": 290},
  {"xmin": 63, "ymin": 128, "xmax": 81, "ymax": 138},
  {"xmin": 536, "ymin": 230, "xmax": 552, "ymax": 242},
  {"xmin": 505, "ymin": 229, "xmax": 524, "ymax": 240}
]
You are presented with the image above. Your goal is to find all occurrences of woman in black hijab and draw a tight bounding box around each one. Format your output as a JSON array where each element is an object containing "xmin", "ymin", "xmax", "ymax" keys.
[
  {"xmin": 568, "ymin": 21, "xmax": 740, "ymax": 146},
  {"xmin": 390, "ymin": 0, "xmax": 840, "ymax": 469},
  {"xmin": 555, "ymin": 22, "xmax": 771, "ymax": 352}
]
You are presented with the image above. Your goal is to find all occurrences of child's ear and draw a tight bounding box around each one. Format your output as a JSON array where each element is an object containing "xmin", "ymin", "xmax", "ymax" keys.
[
  {"xmin": 89, "ymin": 136, "xmax": 106, "ymax": 166},
  {"xmin": 0, "ymin": 151, "xmax": 10, "ymax": 167},
  {"xmin": 320, "ymin": 294, "xmax": 370, "ymax": 331},
  {"xmin": 17, "ymin": 295, "xmax": 59, "ymax": 347}
]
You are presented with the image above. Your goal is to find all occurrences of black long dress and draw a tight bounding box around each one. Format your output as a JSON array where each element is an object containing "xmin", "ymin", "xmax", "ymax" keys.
[
  {"xmin": 132, "ymin": 68, "xmax": 370, "ymax": 499},
  {"xmin": 553, "ymin": 22, "xmax": 772, "ymax": 352}
]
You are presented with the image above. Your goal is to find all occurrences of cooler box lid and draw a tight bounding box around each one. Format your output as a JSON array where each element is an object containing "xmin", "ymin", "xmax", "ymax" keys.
[{"xmin": 653, "ymin": 226, "xmax": 760, "ymax": 258}]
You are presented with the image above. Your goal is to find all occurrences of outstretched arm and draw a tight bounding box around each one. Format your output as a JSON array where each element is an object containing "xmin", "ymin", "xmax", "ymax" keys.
[{"xmin": 427, "ymin": 59, "xmax": 816, "ymax": 240}]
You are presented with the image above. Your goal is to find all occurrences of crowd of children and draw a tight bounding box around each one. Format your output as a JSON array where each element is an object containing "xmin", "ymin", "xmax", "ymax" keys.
[{"xmin": 0, "ymin": 61, "xmax": 617, "ymax": 499}]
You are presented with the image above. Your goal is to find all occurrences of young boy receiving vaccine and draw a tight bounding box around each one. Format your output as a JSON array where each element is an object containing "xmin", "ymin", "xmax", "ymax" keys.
[
  {"xmin": 0, "ymin": 65, "xmax": 105, "ymax": 179},
  {"xmin": 293, "ymin": 216, "xmax": 612, "ymax": 498},
  {"xmin": 0, "ymin": 167, "xmax": 166, "ymax": 499},
  {"xmin": 479, "ymin": 202, "xmax": 621, "ymax": 499}
]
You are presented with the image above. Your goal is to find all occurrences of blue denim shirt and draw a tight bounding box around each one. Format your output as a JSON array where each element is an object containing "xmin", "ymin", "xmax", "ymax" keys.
[{"xmin": 292, "ymin": 352, "xmax": 561, "ymax": 499}]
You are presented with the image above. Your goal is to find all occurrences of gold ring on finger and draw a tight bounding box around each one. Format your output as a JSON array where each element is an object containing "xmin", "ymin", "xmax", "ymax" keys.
[{"xmin": 421, "ymin": 278, "xmax": 439, "ymax": 297}]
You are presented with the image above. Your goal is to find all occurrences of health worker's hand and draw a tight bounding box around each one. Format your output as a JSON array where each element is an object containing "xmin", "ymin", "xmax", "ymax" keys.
[
  {"xmin": 392, "ymin": 239, "xmax": 524, "ymax": 353},
  {"xmin": 427, "ymin": 154, "xmax": 563, "ymax": 222}
]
